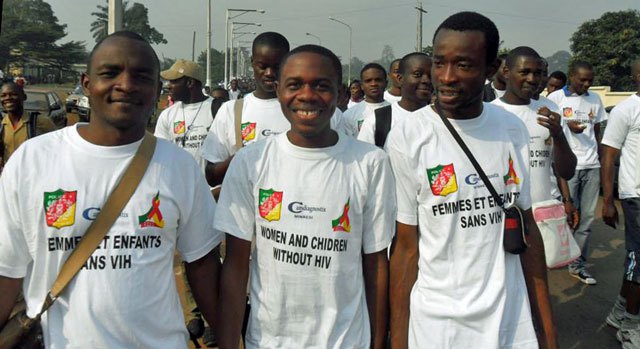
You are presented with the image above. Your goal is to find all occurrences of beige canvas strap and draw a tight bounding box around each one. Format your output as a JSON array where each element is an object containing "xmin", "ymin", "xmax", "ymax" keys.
[
  {"xmin": 38, "ymin": 132, "xmax": 157, "ymax": 316},
  {"xmin": 234, "ymin": 98, "xmax": 244, "ymax": 150}
]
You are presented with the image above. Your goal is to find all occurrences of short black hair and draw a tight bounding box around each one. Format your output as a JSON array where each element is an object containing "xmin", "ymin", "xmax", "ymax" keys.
[
  {"xmin": 569, "ymin": 60, "xmax": 593, "ymax": 76},
  {"xmin": 398, "ymin": 52, "xmax": 431, "ymax": 74},
  {"xmin": 1, "ymin": 81, "xmax": 25, "ymax": 96},
  {"xmin": 277, "ymin": 44, "xmax": 342, "ymax": 83},
  {"xmin": 433, "ymin": 11, "xmax": 500, "ymax": 66},
  {"xmin": 349, "ymin": 79, "xmax": 361, "ymax": 88},
  {"xmin": 252, "ymin": 32, "xmax": 290, "ymax": 55},
  {"xmin": 505, "ymin": 46, "xmax": 541, "ymax": 69},
  {"xmin": 389, "ymin": 59, "xmax": 401, "ymax": 72},
  {"xmin": 87, "ymin": 31, "xmax": 159, "ymax": 73},
  {"xmin": 360, "ymin": 63, "xmax": 386, "ymax": 79},
  {"xmin": 549, "ymin": 70, "xmax": 568, "ymax": 85}
]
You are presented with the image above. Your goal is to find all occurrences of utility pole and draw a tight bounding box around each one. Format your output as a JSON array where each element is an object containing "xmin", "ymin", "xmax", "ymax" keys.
[
  {"xmin": 206, "ymin": 0, "xmax": 212, "ymax": 88},
  {"xmin": 108, "ymin": 0, "xmax": 123, "ymax": 34},
  {"xmin": 192, "ymin": 31, "xmax": 196, "ymax": 61},
  {"xmin": 415, "ymin": 2, "xmax": 427, "ymax": 52}
]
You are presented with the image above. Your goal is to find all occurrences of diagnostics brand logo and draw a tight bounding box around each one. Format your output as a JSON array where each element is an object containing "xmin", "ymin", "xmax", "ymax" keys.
[
  {"xmin": 82, "ymin": 207, "xmax": 129, "ymax": 221},
  {"xmin": 288, "ymin": 201, "xmax": 326, "ymax": 219},
  {"xmin": 464, "ymin": 173, "xmax": 500, "ymax": 188}
]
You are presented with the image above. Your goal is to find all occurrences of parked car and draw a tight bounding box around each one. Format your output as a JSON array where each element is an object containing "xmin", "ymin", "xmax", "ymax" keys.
[
  {"xmin": 65, "ymin": 84, "xmax": 84, "ymax": 112},
  {"xmin": 24, "ymin": 88, "xmax": 67, "ymax": 128},
  {"xmin": 77, "ymin": 95, "xmax": 90, "ymax": 122}
]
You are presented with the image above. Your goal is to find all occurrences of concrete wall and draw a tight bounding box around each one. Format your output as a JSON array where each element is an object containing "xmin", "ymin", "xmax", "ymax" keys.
[{"xmin": 589, "ymin": 86, "xmax": 634, "ymax": 108}]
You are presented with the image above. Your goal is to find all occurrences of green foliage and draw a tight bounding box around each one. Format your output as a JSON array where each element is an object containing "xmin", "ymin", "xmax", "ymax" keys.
[
  {"xmin": 90, "ymin": 1, "xmax": 168, "ymax": 45},
  {"xmin": 570, "ymin": 10, "xmax": 640, "ymax": 91},
  {"xmin": 197, "ymin": 48, "xmax": 225, "ymax": 85},
  {"xmin": 421, "ymin": 46, "xmax": 433, "ymax": 56},
  {"xmin": 546, "ymin": 50, "xmax": 572, "ymax": 74},
  {"xmin": 0, "ymin": 0, "xmax": 86, "ymax": 73}
]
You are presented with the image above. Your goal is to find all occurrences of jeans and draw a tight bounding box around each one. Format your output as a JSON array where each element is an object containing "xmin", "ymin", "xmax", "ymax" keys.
[{"xmin": 567, "ymin": 168, "xmax": 600, "ymax": 270}]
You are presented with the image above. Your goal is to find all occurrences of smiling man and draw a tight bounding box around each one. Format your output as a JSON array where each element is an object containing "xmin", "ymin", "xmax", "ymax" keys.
[
  {"xmin": 215, "ymin": 44, "xmax": 396, "ymax": 349},
  {"xmin": 386, "ymin": 12, "xmax": 556, "ymax": 348},
  {"xmin": 0, "ymin": 31, "xmax": 221, "ymax": 348}
]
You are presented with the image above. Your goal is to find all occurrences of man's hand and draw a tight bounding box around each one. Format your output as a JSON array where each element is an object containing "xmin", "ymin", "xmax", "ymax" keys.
[
  {"xmin": 537, "ymin": 107, "xmax": 563, "ymax": 138},
  {"xmin": 563, "ymin": 201, "xmax": 580, "ymax": 230},
  {"xmin": 603, "ymin": 201, "xmax": 619, "ymax": 228},
  {"xmin": 567, "ymin": 120, "xmax": 586, "ymax": 134}
]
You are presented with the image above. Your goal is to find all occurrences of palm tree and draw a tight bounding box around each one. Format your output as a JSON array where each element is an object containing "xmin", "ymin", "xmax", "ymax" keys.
[{"xmin": 89, "ymin": 1, "xmax": 167, "ymax": 45}]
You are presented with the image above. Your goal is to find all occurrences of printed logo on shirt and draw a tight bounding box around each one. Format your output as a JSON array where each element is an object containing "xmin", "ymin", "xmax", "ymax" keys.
[
  {"xmin": 259, "ymin": 188, "xmax": 283, "ymax": 222},
  {"xmin": 331, "ymin": 198, "xmax": 351, "ymax": 233},
  {"xmin": 588, "ymin": 108, "xmax": 595, "ymax": 120},
  {"xmin": 464, "ymin": 172, "xmax": 500, "ymax": 188},
  {"xmin": 427, "ymin": 164, "xmax": 458, "ymax": 196},
  {"xmin": 241, "ymin": 122, "xmax": 257, "ymax": 142},
  {"xmin": 562, "ymin": 107, "xmax": 573, "ymax": 118},
  {"xmin": 288, "ymin": 201, "xmax": 326, "ymax": 219},
  {"xmin": 44, "ymin": 189, "xmax": 77, "ymax": 229},
  {"xmin": 82, "ymin": 207, "xmax": 129, "ymax": 221},
  {"xmin": 503, "ymin": 154, "xmax": 520, "ymax": 186},
  {"xmin": 138, "ymin": 192, "xmax": 165, "ymax": 228},
  {"xmin": 173, "ymin": 120, "xmax": 186, "ymax": 134}
]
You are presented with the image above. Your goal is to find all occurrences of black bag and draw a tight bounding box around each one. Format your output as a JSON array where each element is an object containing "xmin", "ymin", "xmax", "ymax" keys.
[
  {"xmin": 434, "ymin": 103, "xmax": 529, "ymax": 254},
  {"xmin": 374, "ymin": 105, "xmax": 392, "ymax": 148}
]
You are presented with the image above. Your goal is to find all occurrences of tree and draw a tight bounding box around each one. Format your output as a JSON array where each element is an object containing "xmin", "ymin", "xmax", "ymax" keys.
[
  {"xmin": 197, "ymin": 48, "xmax": 225, "ymax": 85},
  {"xmin": 0, "ymin": 0, "xmax": 86, "ymax": 77},
  {"xmin": 90, "ymin": 1, "xmax": 168, "ymax": 45},
  {"xmin": 570, "ymin": 10, "xmax": 640, "ymax": 91},
  {"xmin": 546, "ymin": 50, "xmax": 572, "ymax": 74},
  {"xmin": 376, "ymin": 45, "xmax": 396, "ymax": 71},
  {"xmin": 341, "ymin": 56, "xmax": 365, "ymax": 84},
  {"xmin": 421, "ymin": 45, "xmax": 433, "ymax": 56}
]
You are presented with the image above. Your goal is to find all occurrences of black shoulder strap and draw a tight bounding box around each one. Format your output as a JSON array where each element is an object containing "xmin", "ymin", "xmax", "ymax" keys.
[
  {"xmin": 434, "ymin": 103, "xmax": 505, "ymax": 209},
  {"xmin": 374, "ymin": 105, "xmax": 393, "ymax": 148},
  {"xmin": 27, "ymin": 112, "xmax": 39, "ymax": 139}
]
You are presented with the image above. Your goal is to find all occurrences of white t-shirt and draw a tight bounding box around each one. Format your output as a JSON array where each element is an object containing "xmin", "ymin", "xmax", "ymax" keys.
[
  {"xmin": 347, "ymin": 99, "xmax": 362, "ymax": 109},
  {"xmin": 492, "ymin": 82, "xmax": 506, "ymax": 99},
  {"xmin": 602, "ymin": 94, "xmax": 640, "ymax": 199},
  {"xmin": 357, "ymin": 102, "xmax": 413, "ymax": 146},
  {"xmin": 343, "ymin": 100, "xmax": 390, "ymax": 137},
  {"xmin": 492, "ymin": 98, "xmax": 560, "ymax": 203},
  {"xmin": 0, "ymin": 125, "xmax": 222, "ymax": 349},
  {"xmin": 548, "ymin": 88, "xmax": 605, "ymax": 169},
  {"xmin": 215, "ymin": 133, "xmax": 396, "ymax": 349},
  {"xmin": 154, "ymin": 98, "xmax": 214, "ymax": 171},
  {"xmin": 536, "ymin": 95, "xmax": 563, "ymax": 199},
  {"xmin": 385, "ymin": 103, "xmax": 537, "ymax": 349},
  {"xmin": 229, "ymin": 89, "xmax": 240, "ymax": 100},
  {"xmin": 201, "ymin": 92, "xmax": 346, "ymax": 164},
  {"xmin": 384, "ymin": 90, "xmax": 402, "ymax": 104}
]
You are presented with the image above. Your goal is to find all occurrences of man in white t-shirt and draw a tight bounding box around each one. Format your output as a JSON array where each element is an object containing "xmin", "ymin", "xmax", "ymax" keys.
[
  {"xmin": 387, "ymin": 12, "xmax": 556, "ymax": 349},
  {"xmin": 215, "ymin": 44, "xmax": 395, "ymax": 349},
  {"xmin": 548, "ymin": 60, "xmax": 606, "ymax": 285},
  {"xmin": 201, "ymin": 32, "xmax": 290, "ymax": 188},
  {"xmin": 155, "ymin": 59, "xmax": 214, "ymax": 171},
  {"xmin": 492, "ymin": 46, "xmax": 576, "ymax": 204},
  {"xmin": 384, "ymin": 59, "xmax": 402, "ymax": 103},
  {"xmin": 358, "ymin": 52, "xmax": 432, "ymax": 146},
  {"xmin": 228, "ymin": 79, "xmax": 241, "ymax": 100},
  {"xmin": 343, "ymin": 63, "xmax": 390, "ymax": 137},
  {"xmin": 602, "ymin": 59, "xmax": 640, "ymax": 347},
  {"xmin": 482, "ymin": 53, "xmax": 507, "ymax": 102},
  {"xmin": 348, "ymin": 79, "xmax": 364, "ymax": 108},
  {"xmin": 0, "ymin": 31, "xmax": 221, "ymax": 349}
]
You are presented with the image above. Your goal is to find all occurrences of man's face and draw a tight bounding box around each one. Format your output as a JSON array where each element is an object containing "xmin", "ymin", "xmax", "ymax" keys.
[
  {"xmin": 505, "ymin": 56, "xmax": 543, "ymax": 101},
  {"xmin": 277, "ymin": 52, "xmax": 337, "ymax": 139},
  {"xmin": 252, "ymin": 45, "xmax": 287, "ymax": 94},
  {"xmin": 400, "ymin": 56, "xmax": 432, "ymax": 104},
  {"xmin": 0, "ymin": 84, "xmax": 25, "ymax": 114},
  {"xmin": 167, "ymin": 77, "xmax": 190, "ymax": 103},
  {"xmin": 349, "ymin": 82, "xmax": 362, "ymax": 99},
  {"xmin": 389, "ymin": 61, "xmax": 402, "ymax": 89},
  {"xmin": 361, "ymin": 68, "xmax": 387, "ymax": 102},
  {"xmin": 432, "ymin": 29, "xmax": 493, "ymax": 115},
  {"xmin": 546, "ymin": 77, "xmax": 564, "ymax": 95},
  {"xmin": 230, "ymin": 79, "xmax": 238, "ymax": 90},
  {"xmin": 82, "ymin": 36, "xmax": 159, "ymax": 130},
  {"xmin": 569, "ymin": 67, "xmax": 593, "ymax": 95},
  {"xmin": 212, "ymin": 90, "xmax": 228, "ymax": 101}
]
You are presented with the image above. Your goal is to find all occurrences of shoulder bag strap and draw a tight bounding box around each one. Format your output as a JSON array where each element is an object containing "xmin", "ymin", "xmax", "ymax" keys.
[
  {"xmin": 433, "ymin": 103, "xmax": 505, "ymax": 210},
  {"xmin": 233, "ymin": 98, "xmax": 244, "ymax": 150},
  {"xmin": 35, "ymin": 132, "xmax": 157, "ymax": 318},
  {"xmin": 374, "ymin": 105, "xmax": 393, "ymax": 148}
]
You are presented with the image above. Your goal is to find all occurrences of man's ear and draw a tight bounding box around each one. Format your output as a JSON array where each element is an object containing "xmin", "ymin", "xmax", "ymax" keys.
[
  {"xmin": 485, "ymin": 58, "xmax": 501, "ymax": 81},
  {"xmin": 81, "ymin": 72, "xmax": 91, "ymax": 96},
  {"xmin": 502, "ymin": 65, "xmax": 510, "ymax": 83}
]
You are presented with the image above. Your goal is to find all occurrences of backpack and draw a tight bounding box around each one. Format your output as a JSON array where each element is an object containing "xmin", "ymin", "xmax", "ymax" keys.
[{"xmin": 373, "ymin": 105, "xmax": 392, "ymax": 148}]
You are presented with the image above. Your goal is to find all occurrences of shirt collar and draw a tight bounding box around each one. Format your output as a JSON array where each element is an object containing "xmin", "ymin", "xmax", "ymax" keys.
[{"xmin": 563, "ymin": 85, "xmax": 589, "ymax": 96}]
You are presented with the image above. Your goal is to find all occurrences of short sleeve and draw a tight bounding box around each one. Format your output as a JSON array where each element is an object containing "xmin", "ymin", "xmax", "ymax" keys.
[
  {"xmin": 0, "ymin": 154, "xmax": 32, "ymax": 278},
  {"xmin": 176, "ymin": 163, "xmax": 223, "ymax": 262},
  {"xmin": 213, "ymin": 151, "xmax": 256, "ymax": 241},
  {"xmin": 602, "ymin": 105, "xmax": 631, "ymax": 150},
  {"xmin": 385, "ymin": 130, "xmax": 419, "ymax": 226},
  {"xmin": 356, "ymin": 115, "xmax": 376, "ymax": 145},
  {"xmin": 153, "ymin": 109, "xmax": 173, "ymax": 141},
  {"xmin": 201, "ymin": 102, "xmax": 235, "ymax": 164},
  {"xmin": 362, "ymin": 155, "xmax": 396, "ymax": 254}
]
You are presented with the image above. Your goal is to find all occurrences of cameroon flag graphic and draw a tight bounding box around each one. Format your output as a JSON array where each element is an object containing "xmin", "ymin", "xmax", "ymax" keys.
[
  {"xmin": 503, "ymin": 154, "xmax": 520, "ymax": 186},
  {"xmin": 241, "ymin": 122, "xmax": 257, "ymax": 142},
  {"xmin": 427, "ymin": 164, "xmax": 458, "ymax": 196},
  {"xmin": 259, "ymin": 189, "xmax": 283, "ymax": 222},
  {"xmin": 138, "ymin": 192, "xmax": 165, "ymax": 228},
  {"xmin": 332, "ymin": 198, "xmax": 351, "ymax": 233},
  {"xmin": 44, "ymin": 189, "xmax": 77, "ymax": 229}
]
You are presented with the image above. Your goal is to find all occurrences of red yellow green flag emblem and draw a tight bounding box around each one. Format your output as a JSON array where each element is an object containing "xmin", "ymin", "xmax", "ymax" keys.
[
  {"xmin": 504, "ymin": 154, "xmax": 520, "ymax": 186},
  {"xmin": 427, "ymin": 164, "xmax": 458, "ymax": 196},
  {"xmin": 258, "ymin": 189, "xmax": 283, "ymax": 222},
  {"xmin": 174, "ymin": 120, "xmax": 186, "ymax": 134},
  {"xmin": 138, "ymin": 192, "xmax": 165, "ymax": 228},
  {"xmin": 332, "ymin": 198, "xmax": 351, "ymax": 233},
  {"xmin": 241, "ymin": 122, "xmax": 257, "ymax": 142},
  {"xmin": 43, "ymin": 189, "xmax": 77, "ymax": 229}
]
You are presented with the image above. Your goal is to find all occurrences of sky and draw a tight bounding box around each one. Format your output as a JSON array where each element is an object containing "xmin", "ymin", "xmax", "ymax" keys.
[{"xmin": 46, "ymin": 0, "xmax": 639, "ymax": 64}]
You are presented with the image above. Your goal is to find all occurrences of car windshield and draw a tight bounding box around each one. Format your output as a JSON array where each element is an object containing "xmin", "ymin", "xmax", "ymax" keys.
[{"xmin": 24, "ymin": 92, "xmax": 48, "ymax": 110}]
